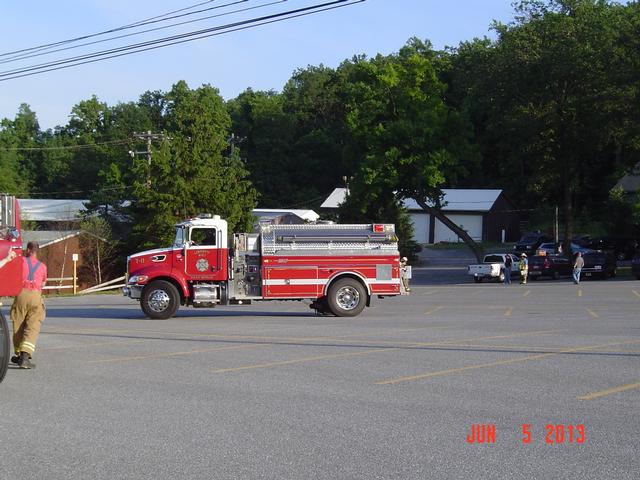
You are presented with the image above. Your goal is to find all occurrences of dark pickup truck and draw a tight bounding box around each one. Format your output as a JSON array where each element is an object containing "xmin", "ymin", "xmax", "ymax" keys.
[
  {"xmin": 528, "ymin": 252, "xmax": 616, "ymax": 280},
  {"xmin": 581, "ymin": 251, "xmax": 617, "ymax": 279},
  {"xmin": 528, "ymin": 255, "xmax": 571, "ymax": 280},
  {"xmin": 632, "ymin": 252, "xmax": 640, "ymax": 280}
]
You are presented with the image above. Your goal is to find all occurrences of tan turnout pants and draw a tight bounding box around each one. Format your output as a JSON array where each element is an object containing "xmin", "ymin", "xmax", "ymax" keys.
[{"xmin": 11, "ymin": 289, "xmax": 45, "ymax": 357}]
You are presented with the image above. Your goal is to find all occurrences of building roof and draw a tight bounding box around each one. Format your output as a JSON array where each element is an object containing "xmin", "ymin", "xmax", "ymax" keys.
[
  {"xmin": 321, "ymin": 188, "xmax": 503, "ymax": 213},
  {"xmin": 17, "ymin": 200, "xmax": 319, "ymax": 224},
  {"xmin": 616, "ymin": 163, "xmax": 640, "ymax": 193},
  {"xmin": 19, "ymin": 199, "xmax": 88, "ymax": 221},
  {"xmin": 252, "ymin": 209, "xmax": 319, "ymax": 222},
  {"xmin": 21, "ymin": 230, "xmax": 81, "ymax": 249}
]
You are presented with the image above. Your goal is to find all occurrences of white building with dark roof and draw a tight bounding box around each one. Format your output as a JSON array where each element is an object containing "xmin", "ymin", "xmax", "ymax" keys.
[{"xmin": 321, "ymin": 188, "xmax": 520, "ymax": 244}]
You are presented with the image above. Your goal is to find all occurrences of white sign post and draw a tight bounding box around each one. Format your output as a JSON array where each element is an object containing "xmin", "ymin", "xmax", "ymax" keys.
[{"xmin": 72, "ymin": 253, "xmax": 79, "ymax": 294}]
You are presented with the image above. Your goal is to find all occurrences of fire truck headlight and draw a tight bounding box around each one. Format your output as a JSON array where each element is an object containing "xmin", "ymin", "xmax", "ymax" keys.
[{"xmin": 128, "ymin": 275, "xmax": 149, "ymax": 284}]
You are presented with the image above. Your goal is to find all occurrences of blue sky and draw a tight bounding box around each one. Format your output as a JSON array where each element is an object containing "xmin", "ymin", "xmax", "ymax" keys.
[{"xmin": 0, "ymin": 0, "xmax": 516, "ymax": 129}]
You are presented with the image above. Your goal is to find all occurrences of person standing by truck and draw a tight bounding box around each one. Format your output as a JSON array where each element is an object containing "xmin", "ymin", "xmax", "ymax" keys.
[
  {"xmin": 503, "ymin": 254, "xmax": 512, "ymax": 285},
  {"xmin": 519, "ymin": 253, "xmax": 528, "ymax": 285},
  {"xmin": 10, "ymin": 242, "xmax": 47, "ymax": 369},
  {"xmin": 573, "ymin": 252, "xmax": 584, "ymax": 285}
]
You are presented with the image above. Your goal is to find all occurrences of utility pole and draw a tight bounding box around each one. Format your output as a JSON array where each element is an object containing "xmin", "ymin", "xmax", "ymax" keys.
[
  {"xmin": 227, "ymin": 132, "xmax": 246, "ymax": 162},
  {"xmin": 553, "ymin": 205, "xmax": 560, "ymax": 246},
  {"xmin": 131, "ymin": 131, "xmax": 166, "ymax": 187}
]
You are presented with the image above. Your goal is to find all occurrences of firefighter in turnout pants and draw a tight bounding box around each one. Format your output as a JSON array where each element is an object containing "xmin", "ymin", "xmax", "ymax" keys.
[{"xmin": 10, "ymin": 242, "xmax": 47, "ymax": 369}]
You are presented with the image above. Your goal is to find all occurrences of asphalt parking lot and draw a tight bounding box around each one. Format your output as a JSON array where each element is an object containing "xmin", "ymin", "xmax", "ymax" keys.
[{"xmin": 1, "ymin": 277, "xmax": 639, "ymax": 480}]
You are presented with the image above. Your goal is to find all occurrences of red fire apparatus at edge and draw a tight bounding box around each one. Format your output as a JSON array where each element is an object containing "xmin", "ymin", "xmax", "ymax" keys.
[{"xmin": 124, "ymin": 214, "xmax": 410, "ymax": 319}]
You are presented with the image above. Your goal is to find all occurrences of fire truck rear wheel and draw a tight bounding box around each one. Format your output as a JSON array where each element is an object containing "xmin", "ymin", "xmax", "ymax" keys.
[
  {"xmin": 141, "ymin": 280, "xmax": 180, "ymax": 319},
  {"xmin": 327, "ymin": 278, "xmax": 367, "ymax": 317}
]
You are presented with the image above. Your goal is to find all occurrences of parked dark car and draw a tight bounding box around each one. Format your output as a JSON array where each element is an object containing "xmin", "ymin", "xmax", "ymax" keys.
[
  {"xmin": 514, "ymin": 232, "xmax": 553, "ymax": 256},
  {"xmin": 581, "ymin": 251, "xmax": 617, "ymax": 279},
  {"xmin": 632, "ymin": 252, "xmax": 640, "ymax": 280},
  {"xmin": 535, "ymin": 242, "xmax": 593, "ymax": 256},
  {"xmin": 572, "ymin": 234, "xmax": 593, "ymax": 247},
  {"xmin": 528, "ymin": 255, "xmax": 572, "ymax": 280}
]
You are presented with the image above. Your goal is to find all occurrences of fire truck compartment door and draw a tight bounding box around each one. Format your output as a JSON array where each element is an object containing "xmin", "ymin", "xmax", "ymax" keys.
[
  {"xmin": 265, "ymin": 266, "xmax": 319, "ymax": 297},
  {"xmin": 0, "ymin": 247, "xmax": 23, "ymax": 297}
]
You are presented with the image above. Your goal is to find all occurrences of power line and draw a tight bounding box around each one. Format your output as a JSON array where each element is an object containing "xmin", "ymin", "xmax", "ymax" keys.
[
  {"xmin": 0, "ymin": 0, "xmax": 221, "ymax": 59},
  {"xmin": 13, "ymin": 185, "xmax": 134, "ymax": 197},
  {"xmin": 0, "ymin": 1, "xmax": 353, "ymax": 78},
  {"xmin": 0, "ymin": 139, "xmax": 131, "ymax": 151},
  {"xmin": 0, "ymin": 0, "xmax": 366, "ymax": 82},
  {"xmin": 0, "ymin": 0, "xmax": 255, "ymax": 65},
  {"xmin": 125, "ymin": 0, "xmax": 220, "ymax": 28},
  {"xmin": 280, "ymin": 193, "xmax": 334, "ymax": 209}
]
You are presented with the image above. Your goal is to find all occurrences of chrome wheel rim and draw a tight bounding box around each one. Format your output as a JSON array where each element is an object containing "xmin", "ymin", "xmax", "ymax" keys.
[
  {"xmin": 336, "ymin": 286, "xmax": 360, "ymax": 311},
  {"xmin": 148, "ymin": 290, "xmax": 171, "ymax": 312}
]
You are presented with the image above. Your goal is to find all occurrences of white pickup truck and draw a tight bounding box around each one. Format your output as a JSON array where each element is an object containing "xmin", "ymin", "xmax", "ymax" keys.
[{"xmin": 468, "ymin": 253, "xmax": 521, "ymax": 283}]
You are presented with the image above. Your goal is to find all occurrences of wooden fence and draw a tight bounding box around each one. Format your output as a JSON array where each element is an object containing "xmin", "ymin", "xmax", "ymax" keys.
[{"xmin": 43, "ymin": 275, "xmax": 126, "ymax": 295}]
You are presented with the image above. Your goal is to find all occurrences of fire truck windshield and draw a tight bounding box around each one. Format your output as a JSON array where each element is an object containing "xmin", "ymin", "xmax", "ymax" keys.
[{"xmin": 173, "ymin": 226, "xmax": 185, "ymax": 247}]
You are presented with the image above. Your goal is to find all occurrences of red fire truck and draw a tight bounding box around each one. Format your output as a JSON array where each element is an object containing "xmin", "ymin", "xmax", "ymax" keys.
[
  {"xmin": 124, "ymin": 215, "xmax": 409, "ymax": 319},
  {"xmin": 1, "ymin": 194, "xmax": 23, "ymax": 382}
]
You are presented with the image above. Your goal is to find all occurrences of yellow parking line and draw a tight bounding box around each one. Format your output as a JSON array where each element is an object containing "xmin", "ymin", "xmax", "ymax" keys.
[
  {"xmin": 523, "ymin": 290, "xmax": 531, "ymax": 297},
  {"xmin": 433, "ymin": 305, "xmax": 508, "ymax": 310},
  {"xmin": 443, "ymin": 343, "xmax": 640, "ymax": 354},
  {"xmin": 586, "ymin": 308, "xmax": 599, "ymax": 319},
  {"xmin": 578, "ymin": 382, "xmax": 640, "ymax": 400},
  {"xmin": 424, "ymin": 306, "xmax": 444, "ymax": 315},
  {"xmin": 377, "ymin": 354, "xmax": 555, "ymax": 385},
  {"xmin": 213, "ymin": 347, "xmax": 397, "ymax": 374},
  {"xmin": 448, "ymin": 343, "xmax": 561, "ymax": 351},
  {"xmin": 504, "ymin": 307, "xmax": 512, "ymax": 317},
  {"xmin": 88, "ymin": 343, "xmax": 264, "ymax": 364},
  {"xmin": 632, "ymin": 290, "xmax": 640, "ymax": 299},
  {"xmin": 578, "ymin": 289, "xmax": 583, "ymax": 297},
  {"xmin": 375, "ymin": 339, "xmax": 640, "ymax": 385}
]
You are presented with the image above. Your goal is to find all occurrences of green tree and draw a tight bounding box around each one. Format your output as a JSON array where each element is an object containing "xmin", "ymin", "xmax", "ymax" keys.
[
  {"xmin": 228, "ymin": 66, "xmax": 352, "ymax": 210},
  {"xmin": 338, "ymin": 39, "xmax": 483, "ymax": 260},
  {"xmin": 0, "ymin": 104, "xmax": 39, "ymax": 194},
  {"xmin": 448, "ymin": 0, "xmax": 640, "ymax": 247},
  {"xmin": 129, "ymin": 81, "xmax": 257, "ymax": 249},
  {"xmin": 227, "ymin": 89, "xmax": 296, "ymax": 206}
]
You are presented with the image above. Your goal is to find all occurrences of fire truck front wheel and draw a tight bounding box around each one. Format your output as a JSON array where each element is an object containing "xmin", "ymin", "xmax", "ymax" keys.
[
  {"xmin": 141, "ymin": 280, "xmax": 180, "ymax": 319},
  {"xmin": 327, "ymin": 278, "xmax": 367, "ymax": 317}
]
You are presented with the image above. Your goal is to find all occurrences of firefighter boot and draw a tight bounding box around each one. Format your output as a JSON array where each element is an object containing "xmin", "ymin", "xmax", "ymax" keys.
[
  {"xmin": 18, "ymin": 352, "xmax": 35, "ymax": 369},
  {"xmin": 11, "ymin": 355, "xmax": 20, "ymax": 365}
]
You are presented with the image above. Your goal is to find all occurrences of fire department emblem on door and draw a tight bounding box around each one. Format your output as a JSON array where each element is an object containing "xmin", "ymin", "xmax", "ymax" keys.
[{"xmin": 196, "ymin": 258, "xmax": 209, "ymax": 272}]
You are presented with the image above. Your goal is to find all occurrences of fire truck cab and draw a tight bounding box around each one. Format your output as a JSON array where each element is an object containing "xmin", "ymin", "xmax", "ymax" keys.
[
  {"xmin": 1, "ymin": 194, "xmax": 23, "ymax": 383},
  {"xmin": 125, "ymin": 214, "xmax": 408, "ymax": 319}
]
